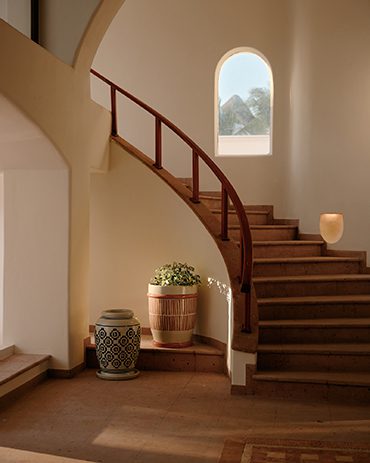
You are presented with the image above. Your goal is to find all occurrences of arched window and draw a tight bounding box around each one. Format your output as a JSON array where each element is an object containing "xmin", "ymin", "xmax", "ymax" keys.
[{"xmin": 215, "ymin": 49, "xmax": 273, "ymax": 156}]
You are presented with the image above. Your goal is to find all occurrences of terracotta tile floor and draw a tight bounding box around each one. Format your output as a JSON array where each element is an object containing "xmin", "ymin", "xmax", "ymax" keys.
[{"xmin": 0, "ymin": 370, "xmax": 369, "ymax": 462}]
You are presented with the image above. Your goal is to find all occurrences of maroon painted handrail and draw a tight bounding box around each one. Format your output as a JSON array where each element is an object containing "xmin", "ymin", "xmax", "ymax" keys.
[{"xmin": 91, "ymin": 68, "xmax": 253, "ymax": 332}]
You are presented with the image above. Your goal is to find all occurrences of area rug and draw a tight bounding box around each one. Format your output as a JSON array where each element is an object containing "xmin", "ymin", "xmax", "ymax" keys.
[{"xmin": 219, "ymin": 438, "xmax": 370, "ymax": 463}]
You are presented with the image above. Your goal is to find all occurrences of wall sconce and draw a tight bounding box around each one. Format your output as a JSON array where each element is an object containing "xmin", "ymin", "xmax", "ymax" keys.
[{"xmin": 319, "ymin": 213, "xmax": 344, "ymax": 244}]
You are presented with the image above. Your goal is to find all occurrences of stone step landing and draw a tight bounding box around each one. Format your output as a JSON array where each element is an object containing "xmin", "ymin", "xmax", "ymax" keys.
[{"xmin": 86, "ymin": 333, "xmax": 226, "ymax": 373}]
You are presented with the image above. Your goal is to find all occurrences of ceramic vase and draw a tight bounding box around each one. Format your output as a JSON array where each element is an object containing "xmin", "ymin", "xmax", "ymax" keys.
[{"xmin": 95, "ymin": 308, "xmax": 141, "ymax": 380}]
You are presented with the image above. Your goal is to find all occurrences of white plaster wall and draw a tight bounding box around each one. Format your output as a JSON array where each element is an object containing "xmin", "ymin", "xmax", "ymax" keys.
[
  {"xmin": 2, "ymin": 170, "xmax": 69, "ymax": 368},
  {"xmin": 0, "ymin": 173, "xmax": 3, "ymax": 346},
  {"xmin": 0, "ymin": 0, "xmax": 30, "ymax": 38},
  {"xmin": 40, "ymin": 0, "xmax": 100, "ymax": 65},
  {"xmin": 287, "ymin": 0, "xmax": 370, "ymax": 264},
  {"xmin": 90, "ymin": 142, "xmax": 230, "ymax": 345},
  {"xmin": 91, "ymin": 0, "xmax": 292, "ymax": 208}
]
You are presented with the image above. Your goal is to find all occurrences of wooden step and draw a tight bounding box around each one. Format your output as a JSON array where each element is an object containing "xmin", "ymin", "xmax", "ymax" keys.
[
  {"xmin": 211, "ymin": 208, "xmax": 270, "ymax": 225},
  {"xmin": 257, "ymin": 343, "xmax": 370, "ymax": 372},
  {"xmin": 254, "ymin": 274, "xmax": 370, "ymax": 298},
  {"xmin": 253, "ymin": 370, "xmax": 370, "ymax": 387},
  {"xmin": 0, "ymin": 354, "xmax": 50, "ymax": 403},
  {"xmin": 253, "ymin": 256, "xmax": 362, "ymax": 276},
  {"xmin": 86, "ymin": 333, "xmax": 225, "ymax": 373},
  {"xmin": 259, "ymin": 318, "xmax": 370, "ymax": 343},
  {"xmin": 228, "ymin": 224, "xmax": 298, "ymax": 241},
  {"xmin": 258, "ymin": 294, "xmax": 370, "ymax": 320},
  {"xmin": 252, "ymin": 370, "xmax": 370, "ymax": 401},
  {"xmin": 0, "ymin": 344, "xmax": 14, "ymax": 361},
  {"xmin": 252, "ymin": 240, "xmax": 324, "ymax": 258}
]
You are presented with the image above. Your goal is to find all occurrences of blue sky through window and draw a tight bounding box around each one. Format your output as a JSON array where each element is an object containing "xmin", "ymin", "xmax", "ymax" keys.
[{"xmin": 219, "ymin": 52, "xmax": 270, "ymax": 105}]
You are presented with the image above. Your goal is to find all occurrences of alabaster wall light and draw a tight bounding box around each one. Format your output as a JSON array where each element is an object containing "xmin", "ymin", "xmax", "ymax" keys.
[{"xmin": 319, "ymin": 213, "xmax": 344, "ymax": 244}]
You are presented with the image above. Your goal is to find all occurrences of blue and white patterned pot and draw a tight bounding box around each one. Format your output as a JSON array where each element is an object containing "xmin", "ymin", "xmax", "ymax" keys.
[{"xmin": 95, "ymin": 308, "xmax": 141, "ymax": 380}]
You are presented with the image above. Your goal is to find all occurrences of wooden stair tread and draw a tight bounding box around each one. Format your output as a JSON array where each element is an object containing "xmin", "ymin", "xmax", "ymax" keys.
[
  {"xmin": 0, "ymin": 354, "xmax": 50, "ymax": 386},
  {"xmin": 211, "ymin": 208, "xmax": 268, "ymax": 215},
  {"xmin": 258, "ymin": 294, "xmax": 370, "ymax": 305},
  {"xmin": 260, "ymin": 318, "xmax": 370, "ymax": 328},
  {"xmin": 254, "ymin": 256, "xmax": 362, "ymax": 264},
  {"xmin": 258, "ymin": 343, "xmax": 370, "ymax": 354},
  {"xmin": 253, "ymin": 370, "xmax": 370, "ymax": 387},
  {"xmin": 229, "ymin": 224, "xmax": 297, "ymax": 230},
  {"xmin": 254, "ymin": 274, "xmax": 370, "ymax": 283},
  {"xmin": 253, "ymin": 240, "xmax": 324, "ymax": 246}
]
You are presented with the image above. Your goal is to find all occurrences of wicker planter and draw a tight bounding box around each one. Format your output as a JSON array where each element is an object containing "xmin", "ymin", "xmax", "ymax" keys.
[
  {"xmin": 95, "ymin": 308, "xmax": 141, "ymax": 380},
  {"xmin": 148, "ymin": 284, "xmax": 198, "ymax": 347}
]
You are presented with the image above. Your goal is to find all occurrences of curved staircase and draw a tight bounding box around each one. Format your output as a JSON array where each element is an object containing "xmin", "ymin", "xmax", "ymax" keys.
[
  {"xmin": 201, "ymin": 192, "xmax": 370, "ymax": 401},
  {"xmin": 91, "ymin": 70, "xmax": 369, "ymax": 401}
]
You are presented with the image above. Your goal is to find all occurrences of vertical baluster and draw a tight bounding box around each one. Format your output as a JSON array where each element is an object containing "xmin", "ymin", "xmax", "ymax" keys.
[
  {"xmin": 240, "ymin": 229, "xmax": 245, "ymax": 283},
  {"xmin": 221, "ymin": 187, "xmax": 229, "ymax": 240},
  {"xmin": 191, "ymin": 149, "xmax": 200, "ymax": 203},
  {"xmin": 240, "ymin": 231, "xmax": 252, "ymax": 333},
  {"xmin": 111, "ymin": 86, "xmax": 117, "ymax": 136},
  {"xmin": 154, "ymin": 117, "xmax": 162, "ymax": 169}
]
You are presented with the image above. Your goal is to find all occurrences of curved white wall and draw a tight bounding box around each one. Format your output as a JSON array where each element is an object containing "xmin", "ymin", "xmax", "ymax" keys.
[
  {"xmin": 90, "ymin": 142, "xmax": 230, "ymax": 345},
  {"xmin": 39, "ymin": 0, "xmax": 100, "ymax": 65},
  {"xmin": 287, "ymin": 0, "xmax": 370, "ymax": 263},
  {"xmin": 91, "ymin": 0, "xmax": 292, "ymax": 208}
]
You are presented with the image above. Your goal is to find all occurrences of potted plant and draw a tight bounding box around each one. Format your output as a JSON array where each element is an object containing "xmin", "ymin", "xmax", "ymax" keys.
[{"xmin": 148, "ymin": 262, "xmax": 201, "ymax": 347}]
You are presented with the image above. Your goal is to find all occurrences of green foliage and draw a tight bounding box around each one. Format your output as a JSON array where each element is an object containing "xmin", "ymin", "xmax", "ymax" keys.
[
  {"xmin": 150, "ymin": 262, "xmax": 201, "ymax": 286},
  {"xmin": 246, "ymin": 87, "xmax": 270, "ymax": 134}
]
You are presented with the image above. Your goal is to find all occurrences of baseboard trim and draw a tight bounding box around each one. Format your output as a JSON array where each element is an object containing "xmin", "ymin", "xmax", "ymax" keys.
[{"xmin": 48, "ymin": 362, "xmax": 85, "ymax": 379}]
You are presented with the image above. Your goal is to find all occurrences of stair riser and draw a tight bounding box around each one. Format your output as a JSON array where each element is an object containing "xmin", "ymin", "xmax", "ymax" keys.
[
  {"xmin": 260, "ymin": 327, "xmax": 370, "ymax": 344},
  {"xmin": 259, "ymin": 303, "xmax": 370, "ymax": 320},
  {"xmin": 253, "ymin": 244, "xmax": 323, "ymax": 258},
  {"xmin": 254, "ymin": 280, "xmax": 370, "ymax": 298},
  {"xmin": 228, "ymin": 228, "xmax": 297, "ymax": 241},
  {"xmin": 253, "ymin": 261, "xmax": 361, "ymax": 277},
  {"xmin": 252, "ymin": 380, "xmax": 370, "ymax": 402},
  {"xmin": 200, "ymin": 197, "xmax": 222, "ymax": 209},
  {"xmin": 213, "ymin": 212, "xmax": 269, "ymax": 226},
  {"xmin": 258, "ymin": 352, "xmax": 370, "ymax": 372}
]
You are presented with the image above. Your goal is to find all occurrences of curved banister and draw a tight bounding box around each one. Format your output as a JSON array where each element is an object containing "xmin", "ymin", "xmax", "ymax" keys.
[{"xmin": 90, "ymin": 68, "xmax": 253, "ymax": 332}]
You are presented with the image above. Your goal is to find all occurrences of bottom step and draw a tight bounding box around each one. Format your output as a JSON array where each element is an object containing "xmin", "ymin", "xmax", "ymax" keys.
[
  {"xmin": 86, "ymin": 334, "xmax": 226, "ymax": 373},
  {"xmin": 0, "ymin": 354, "xmax": 50, "ymax": 403},
  {"xmin": 253, "ymin": 370, "xmax": 370, "ymax": 402}
]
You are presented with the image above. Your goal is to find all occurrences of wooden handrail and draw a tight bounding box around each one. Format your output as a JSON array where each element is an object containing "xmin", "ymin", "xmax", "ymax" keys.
[{"xmin": 91, "ymin": 68, "xmax": 253, "ymax": 332}]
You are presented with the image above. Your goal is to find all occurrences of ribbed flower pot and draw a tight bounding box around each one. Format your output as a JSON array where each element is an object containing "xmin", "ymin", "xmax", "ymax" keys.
[
  {"xmin": 95, "ymin": 308, "xmax": 141, "ymax": 380},
  {"xmin": 148, "ymin": 284, "xmax": 198, "ymax": 348}
]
